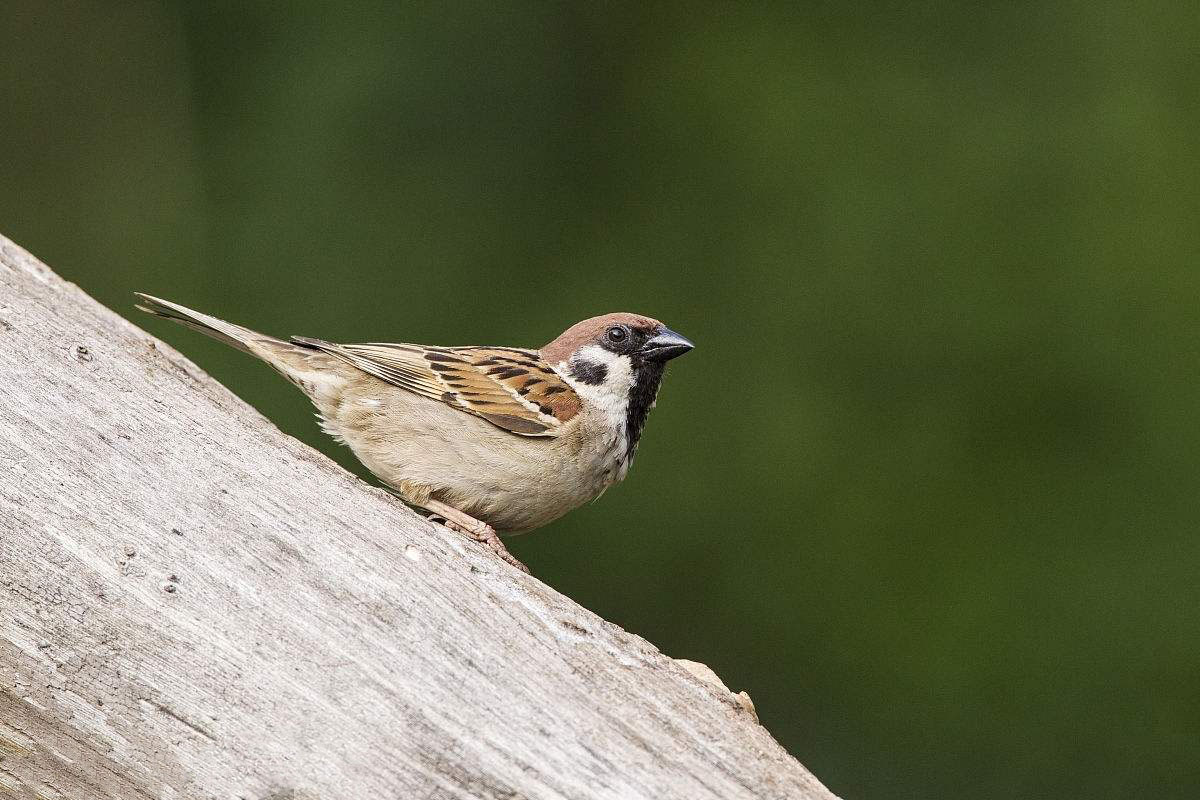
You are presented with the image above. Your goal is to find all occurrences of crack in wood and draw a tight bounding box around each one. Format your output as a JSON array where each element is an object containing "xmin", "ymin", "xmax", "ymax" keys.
[{"xmin": 145, "ymin": 700, "xmax": 217, "ymax": 742}]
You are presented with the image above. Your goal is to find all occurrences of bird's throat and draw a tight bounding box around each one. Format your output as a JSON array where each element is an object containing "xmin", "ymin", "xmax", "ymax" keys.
[{"xmin": 624, "ymin": 361, "xmax": 665, "ymax": 462}]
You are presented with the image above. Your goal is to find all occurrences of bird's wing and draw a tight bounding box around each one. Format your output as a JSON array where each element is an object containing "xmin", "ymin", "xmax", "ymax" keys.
[{"xmin": 291, "ymin": 338, "xmax": 581, "ymax": 437}]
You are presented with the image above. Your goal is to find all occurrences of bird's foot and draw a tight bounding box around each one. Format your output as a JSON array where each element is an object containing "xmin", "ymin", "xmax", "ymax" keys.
[
  {"xmin": 423, "ymin": 501, "xmax": 529, "ymax": 573},
  {"xmin": 439, "ymin": 517, "xmax": 529, "ymax": 573}
]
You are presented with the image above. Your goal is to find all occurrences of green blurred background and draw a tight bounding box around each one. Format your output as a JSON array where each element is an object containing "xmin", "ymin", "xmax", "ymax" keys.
[{"xmin": 3, "ymin": 2, "xmax": 1198, "ymax": 797}]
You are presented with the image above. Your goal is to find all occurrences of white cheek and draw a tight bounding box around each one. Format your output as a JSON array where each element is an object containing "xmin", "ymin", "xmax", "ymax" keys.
[
  {"xmin": 561, "ymin": 345, "xmax": 638, "ymax": 407},
  {"xmin": 578, "ymin": 345, "xmax": 634, "ymax": 399},
  {"xmin": 555, "ymin": 347, "xmax": 637, "ymax": 481},
  {"xmin": 556, "ymin": 345, "xmax": 634, "ymax": 426}
]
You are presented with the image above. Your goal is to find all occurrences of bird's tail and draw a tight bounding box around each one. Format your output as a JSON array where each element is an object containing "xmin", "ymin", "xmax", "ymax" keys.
[
  {"xmin": 134, "ymin": 293, "xmax": 284, "ymax": 355},
  {"xmin": 135, "ymin": 293, "xmax": 358, "ymax": 408}
]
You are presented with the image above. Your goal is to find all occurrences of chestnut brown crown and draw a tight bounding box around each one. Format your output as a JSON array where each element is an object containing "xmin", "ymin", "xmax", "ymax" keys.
[{"xmin": 541, "ymin": 313, "xmax": 692, "ymax": 365}]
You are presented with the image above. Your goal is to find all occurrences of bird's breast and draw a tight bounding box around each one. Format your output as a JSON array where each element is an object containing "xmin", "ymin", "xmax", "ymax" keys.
[{"xmin": 571, "ymin": 408, "xmax": 632, "ymax": 489}]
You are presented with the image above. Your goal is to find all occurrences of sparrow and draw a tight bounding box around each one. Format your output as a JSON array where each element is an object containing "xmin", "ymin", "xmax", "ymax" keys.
[{"xmin": 135, "ymin": 294, "xmax": 693, "ymax": 572}]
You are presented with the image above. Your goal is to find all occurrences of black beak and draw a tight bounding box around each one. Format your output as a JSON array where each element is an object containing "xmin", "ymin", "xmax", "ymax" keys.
[{"xmin": 639, "ymin": 327, "xmax": 695, "ymax": 362}]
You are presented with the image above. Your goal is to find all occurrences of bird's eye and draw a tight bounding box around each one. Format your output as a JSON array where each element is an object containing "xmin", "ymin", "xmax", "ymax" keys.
[{"xmin": 606, "ymin": 326, "xmax": 628, "ymax": 343}]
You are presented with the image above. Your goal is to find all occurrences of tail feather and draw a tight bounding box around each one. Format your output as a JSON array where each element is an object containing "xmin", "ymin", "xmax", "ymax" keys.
[
  {"xmin": 135, "ymin": 293, "xmax": 356, "ymax": 406},
  {"xmin": 134, "ymin": 293, "xmax": 281, "ymax": 355}
]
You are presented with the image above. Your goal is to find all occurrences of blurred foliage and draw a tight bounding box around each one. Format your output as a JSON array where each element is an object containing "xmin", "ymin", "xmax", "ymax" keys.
[{"xmin": 3, "ymin": 2, "xmax": 1199, "ymax": 797}]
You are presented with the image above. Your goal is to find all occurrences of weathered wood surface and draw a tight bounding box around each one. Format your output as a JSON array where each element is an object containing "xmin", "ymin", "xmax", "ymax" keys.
[{"xmin": 0, "ymin": 234, "xmax": 837, "ymax": 800}]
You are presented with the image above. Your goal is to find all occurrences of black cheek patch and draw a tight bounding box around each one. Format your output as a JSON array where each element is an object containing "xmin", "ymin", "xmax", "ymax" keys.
[{"xmin": 569, "ymin": 359, "xmax": 608, "ymax": 385}]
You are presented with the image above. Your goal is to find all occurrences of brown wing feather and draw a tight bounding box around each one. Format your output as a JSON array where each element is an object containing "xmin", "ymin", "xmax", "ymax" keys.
[{"xmin": 291, "ymin": 339, "xmax": 580, "ymax": 437}]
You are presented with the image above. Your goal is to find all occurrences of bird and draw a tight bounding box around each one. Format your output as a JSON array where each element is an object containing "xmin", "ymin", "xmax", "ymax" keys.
[{"xmin": 134, "ymin": 294, "xmax": 694, "ymax": 572}]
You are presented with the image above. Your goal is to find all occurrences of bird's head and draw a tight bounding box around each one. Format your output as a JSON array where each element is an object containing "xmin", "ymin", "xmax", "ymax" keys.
[
  {"xmin": 542, "ymin": 313, "xmax": 693, "ymax": 384},
  {"xmin": 542, "ymin": 313, "xmax": 693, "ymax": 456}
]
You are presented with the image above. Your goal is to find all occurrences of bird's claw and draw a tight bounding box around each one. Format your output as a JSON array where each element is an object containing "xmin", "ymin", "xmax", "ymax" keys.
[{"xmin": 434, "ymin": 515, "xmax": 530, "ymax": 573}]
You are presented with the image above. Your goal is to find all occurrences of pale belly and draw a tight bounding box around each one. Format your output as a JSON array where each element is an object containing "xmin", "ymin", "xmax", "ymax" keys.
[{"xmin": 324, "ymin": 382, "xmax": 627, "ymax": 533}]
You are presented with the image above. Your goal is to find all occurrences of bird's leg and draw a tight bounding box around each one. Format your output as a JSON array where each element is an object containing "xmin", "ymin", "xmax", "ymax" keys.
[{"xmin": 422, "ymin": 499, "xmax": 529, "ymax": 573}]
